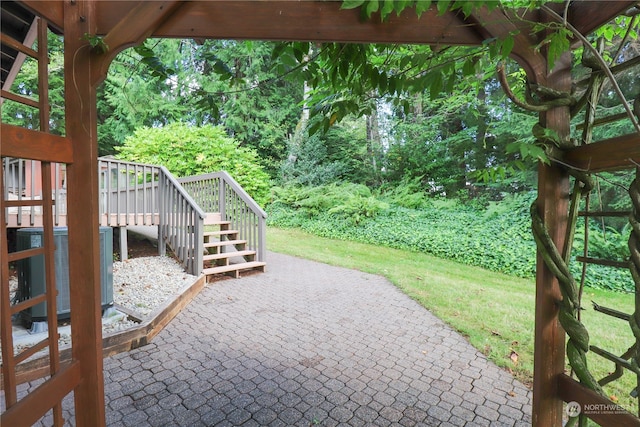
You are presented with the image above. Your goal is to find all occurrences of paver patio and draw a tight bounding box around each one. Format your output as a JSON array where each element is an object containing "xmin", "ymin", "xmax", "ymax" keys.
[{"xmin": 30, "ymin": 251, "xmax": 532, "ymax": 426}]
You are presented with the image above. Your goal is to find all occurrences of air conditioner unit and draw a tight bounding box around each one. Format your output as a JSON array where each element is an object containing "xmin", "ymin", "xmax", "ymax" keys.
[{"xmin": 16, "ymin": 227, "xmax": 114, "ymax": 323}]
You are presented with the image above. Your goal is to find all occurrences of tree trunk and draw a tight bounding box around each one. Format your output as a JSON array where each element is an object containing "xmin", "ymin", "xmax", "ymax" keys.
[{"xmin": 365, "ymin": 102, "xmax": 382, "ymax": 186}]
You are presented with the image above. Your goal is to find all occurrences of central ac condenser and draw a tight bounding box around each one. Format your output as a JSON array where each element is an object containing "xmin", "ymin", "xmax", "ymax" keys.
[{"xmin": 16, "ymin": 227, "xmax": 114, "ymax": 322}]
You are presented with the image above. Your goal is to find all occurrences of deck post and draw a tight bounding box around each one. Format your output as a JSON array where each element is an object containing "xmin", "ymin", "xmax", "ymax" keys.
[
  {"xmin": 63, "ymin": 1, "xmax": 107, "ymax": 425},
  {"xmin": 119, "ymin": 226, "xmax": 128, "ymax": 261},
  {"xmin": 532, "ymin": 50, "xmax": 572, "ymax": 427}
]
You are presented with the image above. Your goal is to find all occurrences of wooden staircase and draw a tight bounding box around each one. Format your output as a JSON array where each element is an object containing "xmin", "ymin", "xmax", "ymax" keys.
[{"xmin": 202, "ymin": 214, "xmax": 266, "ymax": 278}]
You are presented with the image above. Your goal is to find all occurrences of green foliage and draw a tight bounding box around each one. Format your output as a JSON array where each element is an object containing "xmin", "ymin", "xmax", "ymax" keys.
[
  {"xmin": 571, "ymin": 222, "xmax": 633, "ymax": 292},
  {"xmin": 269, "ymin": 190, "xmax": 539, "ymax": 277},
  {"xmin": 133, "ymin": 42, "xmax": 176, "ymax": 79},
  {"xmin": 1, "ymin": 32, "xmax": 65, "ymax": 135},
  {"xmin": 279, "ymin": 134, "xmax": 349, "ymax": 186},
  {"xmin": 341, "ymin": 0, "xmax": 504, "ymax": 21},
  {"xmin": 271, "ymin": 183, "xmax": 388, "ymax": 224},
  {"xmin": 98, "ymin": 39, "xmax": 302, "ymax": 167},
  {"xmin": 116, "ymin": 122, "xmax": 270, "ymax": 204},
  {"xmin": 269, "ymin": 189, "xmax": 633, "ymax": 292},
  {"xmin": 379, "ymin": 176, "xmax": 430, "ymax": 209},
  {"xmin": 83, "ymin": 33, "xmax": 109, "ymax": 53}
]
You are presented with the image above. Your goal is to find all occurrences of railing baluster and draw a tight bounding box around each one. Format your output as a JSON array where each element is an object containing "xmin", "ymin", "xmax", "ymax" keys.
[{"xmin": 178, "ymin": 171, "xmax": 266, "ymax": 264}]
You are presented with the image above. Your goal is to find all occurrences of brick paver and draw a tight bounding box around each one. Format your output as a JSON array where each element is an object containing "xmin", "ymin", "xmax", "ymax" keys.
[{"xmin": 25, "ymin": 251, "xmax": 532, "ymax": 425}]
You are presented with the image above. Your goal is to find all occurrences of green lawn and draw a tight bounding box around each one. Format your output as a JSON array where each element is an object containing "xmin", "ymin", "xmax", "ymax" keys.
[{"xmin": 267, "ymin": 226, "xmax": 638, "ymax": 412}]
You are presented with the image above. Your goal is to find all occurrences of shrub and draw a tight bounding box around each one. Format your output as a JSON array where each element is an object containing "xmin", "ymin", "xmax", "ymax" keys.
[
  {"xmin": 116, "ymin": 122, "xmax": 270, "ymax": 204},
  {"xmin": 271, "ymin": 183, "xmax": 387, "ymax": 222}
]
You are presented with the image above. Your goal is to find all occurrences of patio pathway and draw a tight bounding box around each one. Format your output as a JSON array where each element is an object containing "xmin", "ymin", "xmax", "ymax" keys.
[{"xmin": 37, "ymin": 251, "xmax": 532, "ymax": 426}]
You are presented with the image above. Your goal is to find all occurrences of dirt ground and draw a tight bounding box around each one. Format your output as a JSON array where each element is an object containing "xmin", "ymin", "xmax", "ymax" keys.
[{"xmin": 124, "ymin": 232, "xmax": 159, "ymax": 259}]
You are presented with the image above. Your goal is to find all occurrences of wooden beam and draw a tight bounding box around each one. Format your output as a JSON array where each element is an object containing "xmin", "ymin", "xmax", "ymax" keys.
[
  {"xmin": 96, "ymin": 1, "xmax": 484, "ymax": 46},
  {"xmin": 63, "ymin": 1, "xmax": 106, "ymax": 426},
  {"xmin": 0, "ymin": 124, "xmax": 73, "ymax": 163},
  {"xmin": 568, "ymin": 1, "xmax": 638, "ymax": 37},
  {"xmin": 532, "ymin": 50, "xmax": 573, "ymax": 427},
  {"xmin": 562, "ymin": 133, "xmax": 640, "ymax": 173},
  {"xmin": 91, "ymin": 1, "xmax": 184, "ymax": 85},
  {"xmin": 461, "ymin": 6, "xmax": 546, "ymax": 84},
  {"xmin": 19, "ymin": 0, "xmax": 64, "ymax": 32},
  {"xmin": 557, "ymin": 374, "xmax": 640, "ymax": 426}
]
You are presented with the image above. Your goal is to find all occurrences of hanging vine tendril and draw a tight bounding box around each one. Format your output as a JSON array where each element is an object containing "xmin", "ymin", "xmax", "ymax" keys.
[{"xmin": 629, "ymin": 168, "xmax": 640, "ymax": 388}]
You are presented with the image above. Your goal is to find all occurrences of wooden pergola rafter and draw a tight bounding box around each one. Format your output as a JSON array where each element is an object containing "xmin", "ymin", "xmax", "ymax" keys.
[{"xmin": 2, "ymin": 1, "xmax": 639, "ymax": 426}]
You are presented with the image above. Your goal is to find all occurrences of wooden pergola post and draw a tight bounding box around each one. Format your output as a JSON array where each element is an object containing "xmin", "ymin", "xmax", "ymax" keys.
[
  {"xmin": 63, "ymin": 1, "xmax": 106, "ymax": 425},
  {"xmin": 532, "ymin": 50, "xmax": 573, "ymax": 427}
]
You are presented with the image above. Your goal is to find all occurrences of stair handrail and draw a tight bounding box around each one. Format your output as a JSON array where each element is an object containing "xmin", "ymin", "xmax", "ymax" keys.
[
  {"xmin": 178, "ymin": 171, "xmax": 267, "ymax": 262},
  {"xmin": 158, "ymin": 166, "xmax": 205, "ymax": 276}
]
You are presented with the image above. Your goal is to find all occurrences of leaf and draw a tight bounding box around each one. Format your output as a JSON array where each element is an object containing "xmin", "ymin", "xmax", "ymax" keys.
[
  {"xmin": 462, "ymin": 59, "xmax": 475, "ymax": 77},
  {"xmin": 394, "ymin": 0, "xmax": 412, "ymax": 15},
  {"xmin": 545, "ymin": 29, "xmax": 570, "ymax": 69},
  {"xmin": 381, "ymin": 0, "xmax": 395, "ymax": 20},
  {"xmin": 340, "ymin": 0, "xmax": 366, "ymax": 9},
  {"xmin": 509, "ymin": 350, "xmax": 519, "ymax": 365},
  {"xmin": 436, "ymin": 0, "xmax": 451, "ymax": 15},
  {"xmin": 134, "ymin": 45, "xmax": 154, "ymax": 58},
  {"xmin": 83, "ymin": 33, "xmax": 109, "ymax": 53},
  {"xmin": 501, "ymin": 35, "xmax": 515, "ymax": 59},
  {"xmin": 365, "ymin": 0, "xmax": 380, "ymax": 17},
  {"xmin": 429, "ymin": 72, "xmax": 443, "ymax": 100},
  {"xmin": 415, "ymin": 0, "xmax": 432, "ymax": 17}
]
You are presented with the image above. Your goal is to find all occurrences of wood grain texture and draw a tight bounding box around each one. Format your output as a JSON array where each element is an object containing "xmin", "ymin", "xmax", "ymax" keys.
[
  {"xmin": 562, "ymin": 133, "xmax": 640, "ymax": 173},
  {"xmin": 1, "ymin": 124, "xmax": 73, "ymax": 163},
  {"xmin": 63, "ymin": 1, "xmax": 107, "ymax": 425},
  {"xmin": 19, "ymin": 0, "xmax": 64, "ymax": 31},
  {"xmin": 568, "ymin": 1, "xmax": 639, "ymax": 36},
  {"xmin": 0, "ymin": 362, "xmax": 81, "ymax": 427},
  {"xmin": 532, "ymin": 50, "xmax": 572, "ymax": 427},
  {"xmin": 96, "ymin": 1, "xmax": 482, "ymax": 45}
]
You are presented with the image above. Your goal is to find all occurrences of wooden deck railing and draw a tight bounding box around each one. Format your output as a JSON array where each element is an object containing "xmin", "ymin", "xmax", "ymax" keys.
[
  {"xmin": 3, "ymin": 158, "xmax": 263, "ymax": 275},
  {"xmin": 179, "ymin": 172, "xmax": 267, "ymax": 262},
  {"xmin": 98, "ymin": 158, "xmax": 161, "ymax": 227},
  {"xmin": 2, "ymin": 158, "xmax": 67, "ymax": 226}
]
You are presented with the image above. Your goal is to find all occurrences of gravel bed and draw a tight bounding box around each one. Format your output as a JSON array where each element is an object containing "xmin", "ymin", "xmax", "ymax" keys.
[
  {"xmin": 113, "ymin": 256, "xmax": 197, "ymax": 317},
  {"xmin": 3, "ymin": 256, "xmax": 196, "ymax": 363}
]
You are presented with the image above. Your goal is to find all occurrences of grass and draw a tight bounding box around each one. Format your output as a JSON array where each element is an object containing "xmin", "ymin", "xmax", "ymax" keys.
[{"xmin": 267, "ymin": 226, "xmax": 638, "ymax": 413}]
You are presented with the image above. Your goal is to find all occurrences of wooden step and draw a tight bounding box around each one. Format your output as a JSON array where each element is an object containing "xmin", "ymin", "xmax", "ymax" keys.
[
  {"xmin": 203, "ymin": 250, "xmax": 256, "ymax": 261},
  {"xmin": 203, "ymin": 261, "xmax": 266, "ymax": 278},
  {"xmin": 204, "ymin": 213, "xmax": 223, "ymax": 225},
  {"xmin": 204, "ymin": 239, "xmax": 246, "ymax": 249},
  {"xmin": 204, "ymin": 229, "xmax": 238, "ymax": 237}
]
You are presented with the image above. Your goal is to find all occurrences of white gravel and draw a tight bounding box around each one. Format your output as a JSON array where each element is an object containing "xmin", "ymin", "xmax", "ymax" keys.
[{"xmin": 113, "ymin": 256, "xmax": 197, "ymax": 317}]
